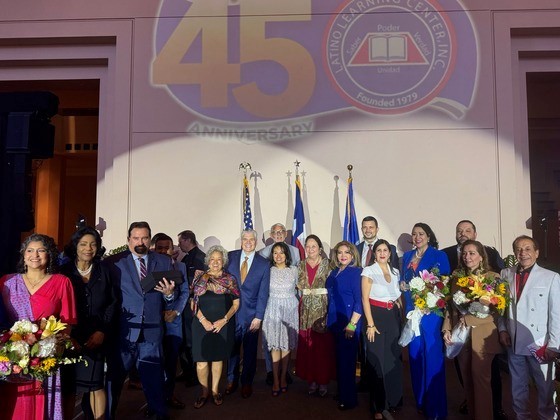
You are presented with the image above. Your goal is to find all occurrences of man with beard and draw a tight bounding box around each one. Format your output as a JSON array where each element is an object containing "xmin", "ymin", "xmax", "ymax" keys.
[{"xmin": 105, "ymin": 221, "xmax": 176, "ymax": 420}]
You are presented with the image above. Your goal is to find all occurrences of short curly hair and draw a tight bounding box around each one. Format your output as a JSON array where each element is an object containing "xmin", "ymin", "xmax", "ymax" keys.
[
  {"xmin": 205, "ymin": 245, "xmax": 229, "ymax": 268},
  {"xmin": 17, "ymin": 233, "xmax": 60, "ymax": 274}
]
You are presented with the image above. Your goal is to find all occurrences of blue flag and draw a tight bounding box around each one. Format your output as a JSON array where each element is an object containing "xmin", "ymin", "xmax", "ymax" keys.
[
  {"xmin": 343, "ymin": 176, "xmax": 360, "ymax": 245},
  {"xmin": 243, "ymin": 176, "xmax": 253, "ymax": 230},
  {"xmin": 292, "ymin": 175, "xmax": 306, "ymax": 259}
]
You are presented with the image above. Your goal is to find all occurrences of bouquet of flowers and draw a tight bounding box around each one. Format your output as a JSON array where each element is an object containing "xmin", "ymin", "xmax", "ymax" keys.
[
  {"xmin": 451, "ymin": 270, "xmax": 510, "ymax": 318},
  {"xmin": 399, "ymin": 268, "xmax": 450, "ymax": 347},
  {"xmin": 409, "ymin": 268, "xmax": 450, "ymax": 317},
  {"xmin": 0, "ymin": 316, "xmax": 83, "ymax": 382}
]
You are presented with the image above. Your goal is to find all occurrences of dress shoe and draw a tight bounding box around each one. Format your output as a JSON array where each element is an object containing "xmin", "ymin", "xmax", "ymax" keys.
[
  {"xmin": 225, "ymin": 382, "xmax": 238, "ymax": 395},
  {"xmin": 459, "ymin": 399, "xmax": 468, "ymax": 415},
  {"xmin": 241, "ymin": 384, "xmax": 253, "ymax": 398},
  {"xmin": 144, "ymin": 407, "xmax": 156, "ymax": 418},
  {"xmin": 166, "ymin": 395, "xmax": 186, "ymax": 409},
  {"xmin": 265, "ymin": 371, "xmax": 273, "ymax": 386}
]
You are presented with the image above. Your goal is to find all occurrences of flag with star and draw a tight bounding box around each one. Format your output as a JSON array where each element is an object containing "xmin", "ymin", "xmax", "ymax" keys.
[
  {"xmin": 243, "ymin": 175, "xmax": 253, "ymax": 230},
  {"xmin": 343, "ymin": 175, "xmax": 360, "ymax": 245},
  {"xmin": 292, "ymin": 174, "xmax": 306, "ymax": 259}
]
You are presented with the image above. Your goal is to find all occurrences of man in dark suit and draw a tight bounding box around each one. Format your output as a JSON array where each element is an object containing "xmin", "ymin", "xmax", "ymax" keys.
[
  {"xmin": 105, "ymin": 222, "xmax": 176, "ymax": 420},
  {"xmin": 176, "ymin": 229, "xmax": 206, "ymax": 386},
  {"xmin": 356, "ymin": 216, "xmax": 399, "ymax": 269},
  {"xmin": 151, "ymin": 233, "xmax": 189, "ymax": 410},
  {"xmin": 226, "ymin": 229, "xmax": 270, "ymax": 398},
  {"xmin": 441, "ymin": 219, "xmax": 507, "ymax": 420}
]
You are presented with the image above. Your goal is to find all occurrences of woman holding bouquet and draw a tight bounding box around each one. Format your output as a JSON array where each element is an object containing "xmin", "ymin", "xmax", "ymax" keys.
[
  {"xmin": 60, "ymin": 227, "xmax": 117, "ymax": 419},
  {"xmin": 295, "ymin": 235, "xmax": 335, "ymax": 397},
  {"xmin": 326, "ymin": 241, "xmax": 362, "ymax": 410},
  {"xmin": 401, "ymin": 222, "xmax": 450, "ymax": 419},
  {"xmin": 0, "ymin": 233, "xmax": 77, "ymax": 420},
  {"xmin": 442, "ymin": 240, "xmax": 504, "ymax": 420}
]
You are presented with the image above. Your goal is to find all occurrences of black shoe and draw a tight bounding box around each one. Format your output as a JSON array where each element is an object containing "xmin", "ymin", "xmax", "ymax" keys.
[
  {"xmin": 494, "ymin": 409, "xmax": 508, "ymax": 420},
  {"xmin": 144, "ymin": 408, "xmax": 156, "ymax": 418},
  {"xmin": 266, "ymin": 371, "xmax": 273, "ymax": 386},
  {"xmin": 459, "ymin": 400, "xmax": 468, "ymax": 415},
  {"xmin": 286, "ymin": 372, "xmax": 293, "ymax": 385}
]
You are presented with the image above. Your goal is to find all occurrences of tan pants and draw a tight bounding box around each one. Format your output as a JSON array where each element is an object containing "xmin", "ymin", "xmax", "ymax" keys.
[{"xmin": 458, "ymin": 345, "xmax": 494, "ymax": 420}]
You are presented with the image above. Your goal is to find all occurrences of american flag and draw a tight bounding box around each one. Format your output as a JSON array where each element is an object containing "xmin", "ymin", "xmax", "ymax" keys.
[
  {"xmin": 243, "ymin": 175, "xmax": 253, "ymax": 230},
  {"xmin": 343, "ymin": 176, "xmax": 360, "ymax": 245}
]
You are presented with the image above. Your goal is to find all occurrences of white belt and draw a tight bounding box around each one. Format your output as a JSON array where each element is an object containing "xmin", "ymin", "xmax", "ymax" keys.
[{"xmin": 302, "ymin": 288, "xmax": 327, "ymax": 296}]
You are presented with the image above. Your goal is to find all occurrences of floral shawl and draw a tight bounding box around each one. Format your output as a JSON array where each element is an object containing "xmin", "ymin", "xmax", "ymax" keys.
[
  {"xmin": 297, "ymin": 258, "xmax": 330, "ymax": 331},
  {"xmin": 191, "ymin": 271, "xmax": 240, "ymax": 313}
]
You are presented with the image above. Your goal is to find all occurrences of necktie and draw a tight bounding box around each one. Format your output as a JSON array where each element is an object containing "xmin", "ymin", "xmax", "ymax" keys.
[
  {"xmin": 139, "ymin": 257, "xmax": 147, "ymax": 280},
  {"xmin": 516, "ymin": 270, "xmax": 529, "ymax": 299},
  {"xmin": 240, "ymin": 256, "xmax": 248, "ymax": 283},
  {"xmin": 366, "ymin": 244, "xmax": 373, "ymax": 267}
]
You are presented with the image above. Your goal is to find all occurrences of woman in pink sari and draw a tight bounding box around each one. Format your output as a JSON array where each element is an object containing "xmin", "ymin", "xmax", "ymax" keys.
[{"xmin": 0, "ymin": 233, "xmax": 77, "ymax": 420}]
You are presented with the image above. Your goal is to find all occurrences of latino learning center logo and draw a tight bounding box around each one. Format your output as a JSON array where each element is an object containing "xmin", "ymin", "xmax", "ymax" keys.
[{"xmin": 324, "ymin": 0, "xmax": 471, "ymax": 116}]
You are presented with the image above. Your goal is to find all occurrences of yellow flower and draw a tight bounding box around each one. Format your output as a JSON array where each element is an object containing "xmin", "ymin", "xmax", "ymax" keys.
[
  {"xmin": 498, "ymin": 283, "xmax": 506, "ymax": 295},
  {"xmin": 496, "ymin": 295, "xmax": 506, "ymax": 311},
  {"xmin": 415, "ymin": 298, "xmax": 426, "ymax": 309},
  {"xmin": 469, "ymin": 280, "xmax": 486, "ymax": 299},
  {"xmin": 0, "ymin": 355, "xmax": 9, "ymax": 362},
  {"xmin": 40, "ymin": 316, "xmax": 67, "ymax": 339},
  {"xmin": 457, "ymin": 277, "xmax": 469, "ymax": 287},
  {"xmin": 41, "ymin": 358, "xmax": 57, "ymax": 371}
]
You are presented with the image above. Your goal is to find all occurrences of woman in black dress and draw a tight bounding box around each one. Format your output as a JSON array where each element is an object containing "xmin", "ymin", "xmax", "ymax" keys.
[
  {"xmin": 60, "ymin": 227, "xmax": 117, "ymax": 419},
  {"xmin": 191, "ymin": 245, "xmax": 240, "ymax": 408}
]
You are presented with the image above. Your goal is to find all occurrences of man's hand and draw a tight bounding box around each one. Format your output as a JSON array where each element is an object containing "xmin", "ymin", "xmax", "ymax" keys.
[
  {"xmin": 164, "ymin": 310, "xmax": 178, "ymax": 323},
  {"xmin": 499, "ymin": 330, "xmax": 511, "ymax": 347},
  {"xmin": 155, "ymin": 278, "xmax": 175, "ymax": 297},
  {"xmin": 85, "ymin": 331, "xmax": 105, "ymax": 350},
  {"xmin": 544, "ymin": 348, "xmax": 559, "ymax": 362},
  {"xmin": 249, "ymin": 318, "xmax": 262, "ymax": 332}
]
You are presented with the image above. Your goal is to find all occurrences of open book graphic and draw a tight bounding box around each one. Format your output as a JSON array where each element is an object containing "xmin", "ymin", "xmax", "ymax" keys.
[{"xmin": 369, "ymin": 35, "xmax": 407, "ymax": 61}]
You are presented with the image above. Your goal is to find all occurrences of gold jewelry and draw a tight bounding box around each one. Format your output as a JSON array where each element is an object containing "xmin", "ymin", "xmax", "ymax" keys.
[{"xmin": 23, "ymin": 273, "xmax": 47, "ymax": 289}]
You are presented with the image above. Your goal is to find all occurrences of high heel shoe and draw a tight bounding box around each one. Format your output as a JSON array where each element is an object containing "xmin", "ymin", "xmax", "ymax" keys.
[
  {"xmin": 271, "ymin": 388, "xmax": 280, "ymax": 397},
  {"xmin": 280, "ymin": 386, "xmax": 287, "ymax": 393}
]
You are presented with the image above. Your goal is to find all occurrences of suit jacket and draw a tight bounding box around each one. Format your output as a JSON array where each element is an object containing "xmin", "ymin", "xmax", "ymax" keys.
[
  {"xmin": 166, "ymin": 260, "xmax": 188, "ymax": 337},
  {"xmin": 227, "ymin": 250, "xmax": 270, "ymax": 328},
  {"xmin": 357, "ymin": 240, "xmax": 399, "ymax": 269},
  {"xmin": 181, "ymin": 246, "xmax": 207, "ymax": 285},
  {"xmin": 258, "ymin": 243, "xmax": 301, "ymax": 266},
  {"xmin": 442, "ymin": 244, "xmax": 504, "ymax": 273},
  {"xmin": 106, "ymin": 250, "xmax": 174, "ymax": 343},
  {"xmin": 499, "ymin": 264, "xmax": 560, "ymax": 355},
  {"xmin": 401, "ymin": 246, "xmax": 451, "ymax": 313}
]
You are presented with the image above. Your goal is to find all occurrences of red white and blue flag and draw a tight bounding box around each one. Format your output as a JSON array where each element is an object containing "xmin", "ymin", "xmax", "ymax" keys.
[
  {"xmin": 243, "ymin": 175, "xmax": 253, "ymax": 230},
  {"xmin": 292, "ymin": 174, "xmax": 306, "ymax": 259},
  {"xmin": 343, "ymin": 176, "xmax": 360, "ymax": 245}
]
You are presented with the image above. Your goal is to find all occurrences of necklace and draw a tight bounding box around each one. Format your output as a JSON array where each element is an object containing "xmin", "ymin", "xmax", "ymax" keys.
[
  {"xmin": 76, "ymin": 263, "xmax": 93, "ymax": 277},
  {"xmin": 415, "ymin": 249, "xmax": 425, "ymax": 259},
  {"xmin": 24, "ymin": 273, "xmax": 47, "ymax": 288}
]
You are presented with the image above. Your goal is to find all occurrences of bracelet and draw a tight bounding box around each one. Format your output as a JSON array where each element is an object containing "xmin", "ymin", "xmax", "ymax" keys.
[
  {"xmin": 367, "ymin": 325, "xmax": 376, "ymax": 329},
  {"xmin": 223, "ymin": 316, "xmax": 228, "ymax": 323},
  {"xmin": 199, "ymin": 315, "xmax": 206, "ymax": 322},
  {"xmin": 346, "ymin": 322, "xmax": 357, "ymax": 331}
]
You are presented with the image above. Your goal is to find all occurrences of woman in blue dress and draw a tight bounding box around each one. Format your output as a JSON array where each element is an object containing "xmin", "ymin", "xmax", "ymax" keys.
[
  {"xmin": 401, "ymin": 223, "xmax": 450, "ymax": 419},
  {"xmin": 326, "ymin": 241, "xmax": 363, "ymax": 410}
]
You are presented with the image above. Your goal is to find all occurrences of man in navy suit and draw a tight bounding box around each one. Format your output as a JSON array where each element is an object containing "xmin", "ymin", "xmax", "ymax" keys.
[
  {"xmin": 105, "ymin": 222, "xmax": 176, "ymax": 420},
  {"xmin": 151, "ymin": 233, "xmax": 189, "ymax": 410},
  {"xmin": 356, "ymin": 216, "xmax": 399, "ymax": 268},
  {"xmin": 226, "ymin": 229, "xmax": 270, "ymax": 398}
]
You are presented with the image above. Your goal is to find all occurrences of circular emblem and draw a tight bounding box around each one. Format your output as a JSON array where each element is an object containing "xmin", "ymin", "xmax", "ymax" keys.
[{"xmin": 323, "ymin": 0, "xmax": 457, "ymax": 114}]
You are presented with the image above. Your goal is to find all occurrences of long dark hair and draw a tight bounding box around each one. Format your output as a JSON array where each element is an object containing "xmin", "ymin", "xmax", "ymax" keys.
[
  {"xmin": 17, "ymin": 233, "xmax": 60, "ymax": 274},
  {"xmin": 269, "ymin": 242, "xmax": 292, "ymax": 267},
  {"xmin": 64, "ymin": 227, "xmax": 104, "ymax": 262},
  {"xmin": 373, "ymin": 239, "xmax": 398, "ymax": 275},
  {"xmin": 413, "ymin": 222, "xmax": 439, "ymax": 249}
]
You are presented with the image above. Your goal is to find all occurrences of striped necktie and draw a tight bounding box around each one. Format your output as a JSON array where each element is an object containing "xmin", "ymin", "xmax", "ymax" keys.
[{"xmin": 139, "ymin": 257, "xmax": 147, "ymax": 280}]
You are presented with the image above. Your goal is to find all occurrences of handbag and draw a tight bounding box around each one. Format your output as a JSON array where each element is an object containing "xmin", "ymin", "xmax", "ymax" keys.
[{"xmin": 445, "ymin": 322, "xmax": 471, "ymax": 359}]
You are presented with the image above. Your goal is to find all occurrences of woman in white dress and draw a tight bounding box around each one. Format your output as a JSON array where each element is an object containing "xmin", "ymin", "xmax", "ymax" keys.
[{"xmin": 262, "ymin": 242, "xmax": 299, "ymax": 396}]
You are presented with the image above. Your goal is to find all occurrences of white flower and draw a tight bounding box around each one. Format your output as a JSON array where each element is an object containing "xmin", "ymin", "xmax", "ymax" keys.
[
  {"xmin": 453, "ymin": 291, "xmax": 469, "ymax": 305},
  {"xmin": 426, "ymin": 292, "xmax": 439, "ymax": 308},
  {"xmin": 409, "ymin": 277, "xmax": 426, "ymax": 292},
  {"xmin": 9, "ymin": 340, "xmax": 30, "ymax": 359},
  {"xmin": 10, "ymin": 320, "xmax": 38, "ymax": 335},
  {"xmin": 36, "ymin": 336, "xmax": 57, "ymax": 358}
]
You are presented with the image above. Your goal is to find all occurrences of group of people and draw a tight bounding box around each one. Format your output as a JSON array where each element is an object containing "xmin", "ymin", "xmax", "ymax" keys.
[{"xmin": 0, "ymin": 217, "xmax": 558, "ymax": 420}]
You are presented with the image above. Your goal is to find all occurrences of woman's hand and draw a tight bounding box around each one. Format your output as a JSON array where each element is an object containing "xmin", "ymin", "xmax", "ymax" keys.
[
  {"xmin": 201, "ymin": 319, "xmax": 214, "ymax": 332},
  {"xmin": 212, "ymin": 318, "xmax": 228, "ymax": 334},
  {"xmin": 366, "ymin": 326, "xmax": 380, "ymax": 342},
  {"xmin": 344, "ymin": 326, "xmax": 355, "ymax": 340},
  {"xmin": 443, "ymin": 330, "xmax": 452, "ymax": 345}
]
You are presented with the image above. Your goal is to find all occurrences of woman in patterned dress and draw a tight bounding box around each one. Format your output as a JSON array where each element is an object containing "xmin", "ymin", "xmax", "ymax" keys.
[{"xmin": 262, "ymin": 242, "xmax": 299, "ymax": 396}]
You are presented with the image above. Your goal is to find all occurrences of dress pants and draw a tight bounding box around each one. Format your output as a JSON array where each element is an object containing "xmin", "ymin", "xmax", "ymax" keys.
[
  {"xmin": 106, "ymin": 338, "xmax": 166, "ymax": 419},
  {"xmin": 334, "ymin": 331, "xmax": 359, "ymax": 407},
  {"xmin": 163, "ymin": 334, "xmax": 182, "ymax": 399},
  {"xmin": 458, "ymin": 345, "xmax": 494, "ymax": 419},
  {"xmin": 227, "ymin": 323, "xmax": 259, "ymax": 385},
  {"xmin": 507, "ymin": 349, "xmax": 557, "ymax": 420}
]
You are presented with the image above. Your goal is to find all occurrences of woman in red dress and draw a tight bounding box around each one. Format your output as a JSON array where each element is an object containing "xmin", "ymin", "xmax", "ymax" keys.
[
  {"xmin": 295, "ymin": 235, "xmax": 335, "ymax": 396},
  {"xmin": 0, "ymin": 233, "xmax": 77, "ymax": 420}
]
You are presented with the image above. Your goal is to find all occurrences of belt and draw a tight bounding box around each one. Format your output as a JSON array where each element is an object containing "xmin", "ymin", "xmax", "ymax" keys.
[
  {"xmin": 302, "ymin": 288, "xmax": 328, "ymax": 296},
  {"xmin": 369, "ymin": 298, "xmax": 394, "ymax": 310}
]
